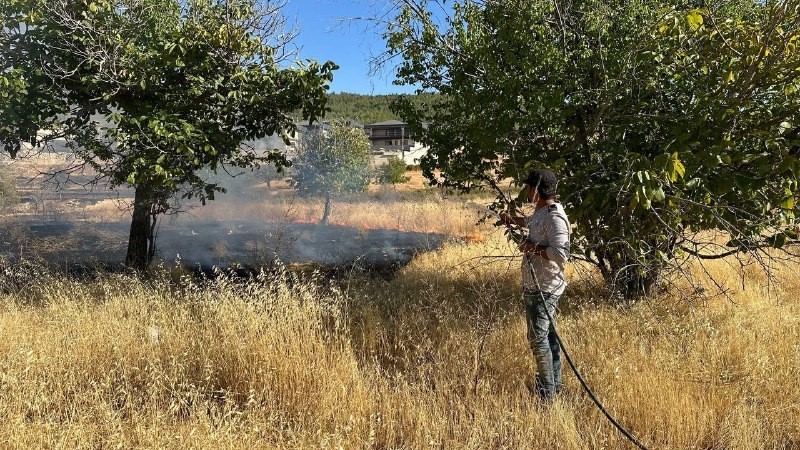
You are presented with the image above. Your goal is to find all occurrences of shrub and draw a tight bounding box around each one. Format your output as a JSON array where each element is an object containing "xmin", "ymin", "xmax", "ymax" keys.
[
  {"xmin": 376, "ymin": 156, "xmax": 411, "ymax": 187},
  {"xmin": 0, "ymin": 164, "xmax": 18, "ymax": 207}
]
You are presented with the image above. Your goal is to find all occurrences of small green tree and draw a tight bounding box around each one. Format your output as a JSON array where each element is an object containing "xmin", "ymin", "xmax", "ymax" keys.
[
  {"xmin": 1, "ymin": 0, "xmax": 336, "ymax": 271},
  {"xmin": 291, "ymin": 120, "xmax": 372, "ymax": 224},
  {"xmin": 0, "ymin": 165, "xmax": 19, "ymax": 207},
  {"xmin": 261, "ymin": 165, "xmax": 286, "ymax": 188},
  {"xmin": 376, "ymin": 156, "xmax": 411, "ymax": 187}
]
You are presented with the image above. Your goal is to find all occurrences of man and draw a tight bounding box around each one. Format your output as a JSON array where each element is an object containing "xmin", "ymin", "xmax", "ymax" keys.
[{"xmin": 500, "ymin": 169, "xmax": 570, "ymax": 401}]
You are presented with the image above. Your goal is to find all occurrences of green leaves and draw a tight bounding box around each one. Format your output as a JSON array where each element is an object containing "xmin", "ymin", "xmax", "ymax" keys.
[
  {"xmin": 377, "ymin": 156, "xmax": 411, "ymax": 186},
  {"xmin": 290, "ymin": 120, "xmax": 373, "ymax": 198},
  {"xmin": 2, "ymin": 0, "xmax": 336, "ymax": 266},
  {"xmin": 652, "ymin": 187, "xmax": 666, "ymax": 202},
  {"xmin": 781, "ymin": 188, "xmax": 795, "ymax": 211},
  {"xmin": 2, "ymin": 0, "xmax": 335, "ymax": 190},
  {"xmin": 777, "ymin": 157, "xmax": 798, "ymax": 175},
  {"xmin": 666, "ymin": 152, "xmax": 686, "ymax": 182},
  {"xmin": 629, "ymin": 169, "xmax": 668, "ymax": 211},
  {"xmin": 384, "ymin": 0, "xmax": 800, "ymax": 297},
  {"xmin": 686, "ymin": 11, "xmax": 704, "ymax": 31}
]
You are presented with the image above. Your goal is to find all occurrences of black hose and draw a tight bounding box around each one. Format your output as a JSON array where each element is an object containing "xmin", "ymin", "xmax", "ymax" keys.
[
  {"xmin": 519, "ymin": 228, "xmax": 650, "ymax": 448},
  {"xmin": 540, "ymin": 300, "xmax": 650, "ymax": 450},
  {"xmin": 489, "ymin": 190, "xmax": 650, "ymax": 449}
]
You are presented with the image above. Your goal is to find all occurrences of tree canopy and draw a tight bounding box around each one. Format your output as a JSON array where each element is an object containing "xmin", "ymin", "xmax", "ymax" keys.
[
  {"xmin": 1, "ymin": 0, "xmax": 336, "ymax": 270},
  {"xmin": 290, "ymin": 120, "xmax": 372, "ymax": 223},
  {"xmin": 291, "ymin": 121, "xmax": 372, "ymax": 198},
  {"xmin": 376, "ymin": 156, "xmax": 410, "ymax": 186},
  {"xmin": 385, "ymin": 0, "xmax": 800, "ymax": 297}
]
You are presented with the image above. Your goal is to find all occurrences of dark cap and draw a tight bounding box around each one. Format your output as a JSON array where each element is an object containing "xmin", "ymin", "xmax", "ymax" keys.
[{"xmin": 523, "ymin": 169, "xmax": 558, "ymax": 199}]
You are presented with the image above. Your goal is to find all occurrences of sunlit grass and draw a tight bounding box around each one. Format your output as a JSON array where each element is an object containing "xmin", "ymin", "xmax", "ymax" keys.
[{"xmin": 1, "ymin": 207, "xmax": 799, "ymax": 448}]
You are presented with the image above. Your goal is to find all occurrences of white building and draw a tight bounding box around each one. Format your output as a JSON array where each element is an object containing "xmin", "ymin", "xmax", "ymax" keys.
[{"xmin": 363, "ymin": 120, "xmax": 428, "ymax": 165}]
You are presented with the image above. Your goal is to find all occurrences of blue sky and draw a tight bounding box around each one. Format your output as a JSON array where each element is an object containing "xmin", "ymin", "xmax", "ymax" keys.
[{"xmin": 285, "ymin": 0, "xmax": 417, "ymax": 95}]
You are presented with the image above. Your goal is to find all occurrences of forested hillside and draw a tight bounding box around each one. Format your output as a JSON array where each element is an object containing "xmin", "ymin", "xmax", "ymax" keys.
[{"xmin": 322, "ymin": 92, "xmax": 439, "ymax": 125}]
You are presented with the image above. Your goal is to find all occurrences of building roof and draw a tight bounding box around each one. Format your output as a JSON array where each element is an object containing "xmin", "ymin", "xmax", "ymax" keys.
[{"xmin": 364, "ymin": 120, "xmax": 407, "ymax": 127}]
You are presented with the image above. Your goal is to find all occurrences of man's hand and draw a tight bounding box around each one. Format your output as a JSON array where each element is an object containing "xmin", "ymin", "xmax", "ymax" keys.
[
  {"xmin": 499, "ymin": 211, "xmax": 526, "ymax": 227},
  {"xmin": 519, "ymin": 241, "xmax": 549, "ymax": 260}
]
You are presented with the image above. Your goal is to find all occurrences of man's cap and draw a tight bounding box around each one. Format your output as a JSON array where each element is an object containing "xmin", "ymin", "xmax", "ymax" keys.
[{"xmin": 523, "ymin": 169, "xmax": 558, "ymax": 197}]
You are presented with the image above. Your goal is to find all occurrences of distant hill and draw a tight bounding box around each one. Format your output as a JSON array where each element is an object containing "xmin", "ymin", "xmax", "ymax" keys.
[{"xmin": 320, "ymin": 92, "xmax": 440, "ymax": 125}]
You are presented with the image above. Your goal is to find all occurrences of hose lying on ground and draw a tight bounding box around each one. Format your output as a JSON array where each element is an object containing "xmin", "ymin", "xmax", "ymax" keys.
[
  {"xmin": 536, "ymin": 288, "xmax": 650, "ymax": 450},
  {"xmin": 491, "ymin": 197, "xmax": 650, "ymax": 450}
]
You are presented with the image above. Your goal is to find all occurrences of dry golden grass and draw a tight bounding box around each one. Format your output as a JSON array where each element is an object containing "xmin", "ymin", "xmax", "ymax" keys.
[
  {"xmin": 2, "ymin": 226, "xmax": 800, "ymax": 449},
  {"xmin": 196, "ymin": 193, "xmax": 484, "ymax": 239},
  {"xmin": 82, "ymin": 198, "xmax": 134, "ymax": 222},
  {"xmin": 367, "ymin": 169, "xmax": 432, "ymax": 192},
  {"xmin": 0, "ymin": 152, "xmax": 74, "ymax": 179}
]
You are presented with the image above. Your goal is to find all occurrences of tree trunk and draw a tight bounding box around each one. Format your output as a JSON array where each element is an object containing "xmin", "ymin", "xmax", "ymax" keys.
[
  {"xmin": 321, "ymin": 191, "xmax": 332, "ymax": 225},
  {"xmin": 614, "ymin": 266, "xmax": 660, "ymax": 299},
  {"xmin": 601, "ymin": 255, "xmax": 662, "ymax": 299},
  {"xmin": 125, "ymin": 185, "xmax": 158, "ymax": 272}
]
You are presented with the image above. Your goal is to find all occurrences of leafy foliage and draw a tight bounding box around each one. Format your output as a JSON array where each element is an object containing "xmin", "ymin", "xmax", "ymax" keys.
[
  {"xmin": 376, "ymin": 156, "xmax": 411, "ymax": 186},
  {"xmin": 1, "ymin": 0, "xmax": 336, "ymax": 269},
  {"xmin": 386, "ymin": 0, "xmax": 800, "ymax": 297},
  {"xmin": 290, "ymin": 120, "xmax": 373, "ymax": 197}
]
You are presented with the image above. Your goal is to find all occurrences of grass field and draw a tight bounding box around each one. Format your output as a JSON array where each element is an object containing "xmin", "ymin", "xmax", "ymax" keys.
[
  {"xmin": 2, "ymin": 188, "xmax": 800, "ymax": 449},
  {"xmin": 1, "ymin": 157, "xmax": 799, "ymax": 448}
]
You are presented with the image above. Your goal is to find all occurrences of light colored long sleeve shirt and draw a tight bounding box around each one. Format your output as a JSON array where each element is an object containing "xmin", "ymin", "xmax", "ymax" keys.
[{"xmin": 521, "ymin": 202, "xmax": 570, "ymax": 295}]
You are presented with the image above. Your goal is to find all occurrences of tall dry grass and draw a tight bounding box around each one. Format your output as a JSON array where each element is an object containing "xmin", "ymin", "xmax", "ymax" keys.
[
  {"xmin": 196, "ymin": 191, "xmax": 483, "ymax": 238},
  {"xmin": 1, "ymin": 232, "xmax": 800, "ymax": 448}
]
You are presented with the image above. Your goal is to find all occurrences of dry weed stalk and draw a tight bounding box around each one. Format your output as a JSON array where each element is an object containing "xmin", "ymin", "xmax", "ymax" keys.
[{"xmin": 0, "ymin": 232, "xmax": 799, "ymax": 448}]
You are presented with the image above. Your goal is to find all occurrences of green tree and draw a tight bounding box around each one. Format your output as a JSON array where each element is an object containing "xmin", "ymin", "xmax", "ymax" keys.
[
  {"xmin": 385, "ymin": 0, "xmax": 800, "ymax": 297},
  {"xmin": 376, "ymin": 156, "xmax": 410, "ymax": 187},
  {"xmin": 261, "ymin": 165, "xmax": 286, "ymax": 188},
  {"xmin": 1, "ymin": 0, "xmax": 336, "ymax": 271},
  {"xmin": 291, "ymin": 120, "xmax": 372, "ymax": 224},
  {"xmin": 0, "ymin": 165, "xmax": 19, "ymax": 207}
]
